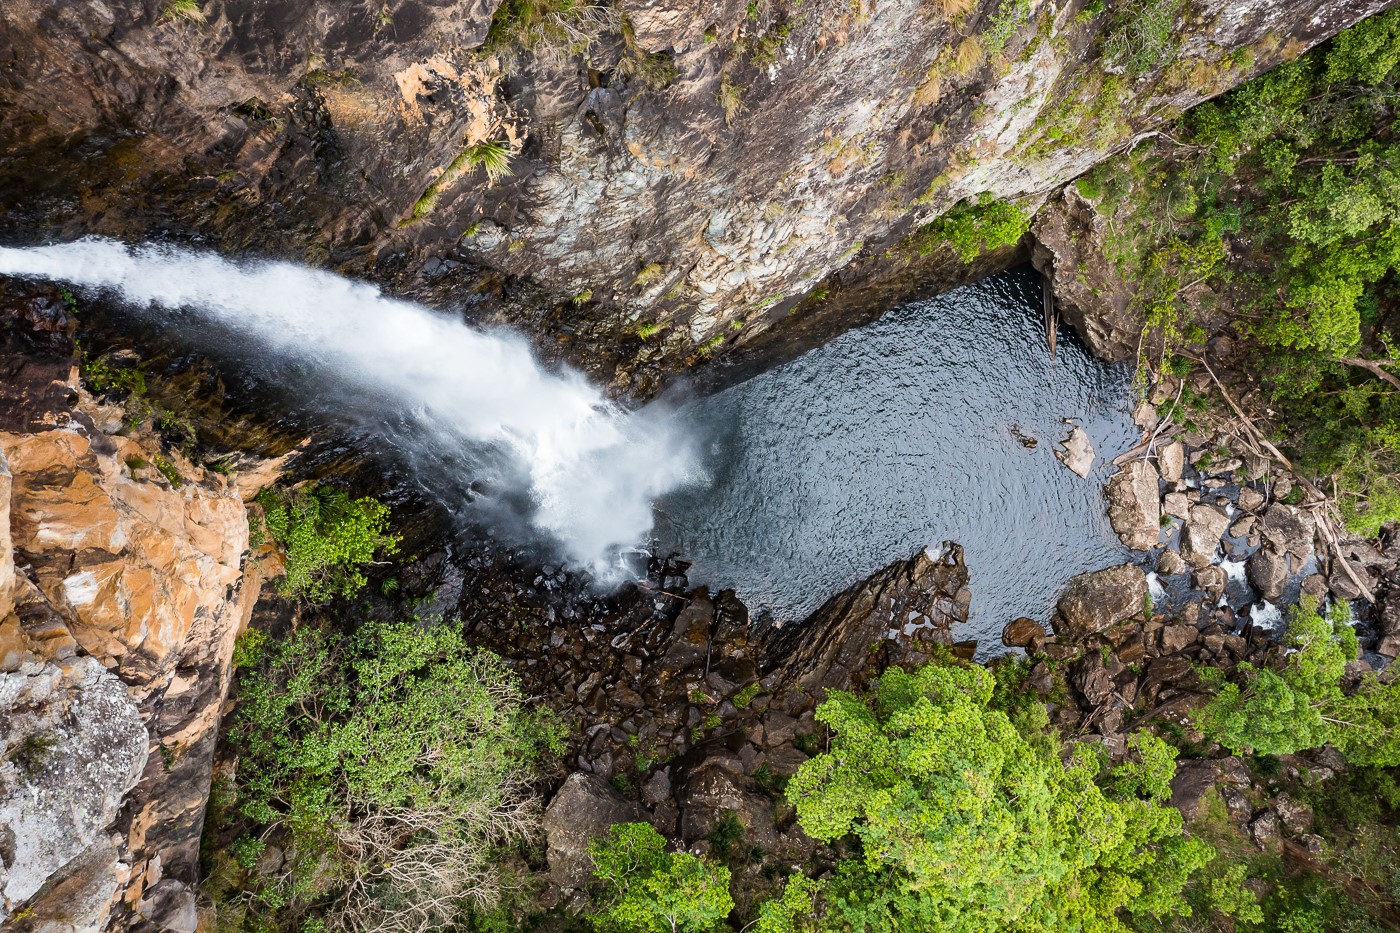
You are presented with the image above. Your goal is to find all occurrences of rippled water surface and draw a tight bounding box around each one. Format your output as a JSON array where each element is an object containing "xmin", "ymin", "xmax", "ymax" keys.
[{"xmin": 657, "ymin": 267, "xmax": 1140, "ymax": 648}]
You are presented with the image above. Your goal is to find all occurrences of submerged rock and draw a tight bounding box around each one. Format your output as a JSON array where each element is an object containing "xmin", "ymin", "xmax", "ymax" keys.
[{"xmin": 1002, "ymin": 617, "xmax": 1047, "ymax": 649}]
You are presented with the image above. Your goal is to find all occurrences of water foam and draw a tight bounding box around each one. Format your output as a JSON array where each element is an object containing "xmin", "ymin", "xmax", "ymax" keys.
[{"xmin": 0, "ymin": 237, "xmax": 700, "ymax": 579}]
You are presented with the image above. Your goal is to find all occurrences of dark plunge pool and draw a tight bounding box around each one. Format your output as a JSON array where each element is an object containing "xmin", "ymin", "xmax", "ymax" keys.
[{"xmin": 656, "ymin": 266, "xmax": 1141, "ymax": 650}]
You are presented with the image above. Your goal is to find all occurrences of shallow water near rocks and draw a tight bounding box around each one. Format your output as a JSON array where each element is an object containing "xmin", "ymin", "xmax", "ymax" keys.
[{"xmin": 657, "ymin": 267, "xmax": 1141, "ymax": 650}]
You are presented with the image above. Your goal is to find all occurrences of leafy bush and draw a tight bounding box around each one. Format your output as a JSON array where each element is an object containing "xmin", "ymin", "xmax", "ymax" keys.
[
  {"xmin": 783, "ymin": 662, "xmax": 1213, "ymax": 932},
  {"xmin": 254, "ymin": 484, "xmax": 399, "ymax": 601},
  {"xmin": 982, "ymin": 0, "xmax": 1030, "ymax": 56},
  {"xmin": 81, "ymin": 352, "xmax": 147, "ymax": 396},
  {"xmin": 1101, "ymin": 0, "xmax": 1183, "ymax": 74},
  {"xmin": 911, "ymin": 194, "xmax": 1031, "ymax": 262},
  {"xmin": 221, "ymin": 617, "xmax": 563, "ymax": 932},
  {"xmin": 587, "ymin": 822, "xmax": 734, "ymax": 932}
]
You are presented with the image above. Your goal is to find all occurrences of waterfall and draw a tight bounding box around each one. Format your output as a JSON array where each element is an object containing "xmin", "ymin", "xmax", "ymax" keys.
[{"xmin": 0, "ymin": 237, "xmax": 700, "ymax": 579}]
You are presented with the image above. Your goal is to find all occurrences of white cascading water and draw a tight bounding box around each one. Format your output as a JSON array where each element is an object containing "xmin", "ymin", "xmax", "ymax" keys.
[{"xmin": 0, "ymin": 237, "xmax": 701, "ymax": 580}]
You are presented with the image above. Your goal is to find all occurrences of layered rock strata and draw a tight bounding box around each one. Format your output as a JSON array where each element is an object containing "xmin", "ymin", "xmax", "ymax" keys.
[{"xmin": 0, "ymin": 301, "xmax": 263, "ymax": 931}]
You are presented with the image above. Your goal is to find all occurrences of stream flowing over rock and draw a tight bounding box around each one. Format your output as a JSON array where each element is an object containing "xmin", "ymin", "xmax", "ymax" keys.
[
  {"xmin": 0, "ymin": 300, "xmax": 266, "ymax": 930},
  {"xmin": 0, "ymin": 0, "xmax": 1391, "ymax": 389}
]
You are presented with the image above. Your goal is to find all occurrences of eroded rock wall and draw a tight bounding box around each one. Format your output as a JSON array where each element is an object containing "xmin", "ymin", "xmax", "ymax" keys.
[
  {"xmin": 0, "ymin": 300, "xmax": 263, "ymax": 931},
  {"xmin": 1, "ymin": 0, "xmax": 1394, "ymax": 392}
]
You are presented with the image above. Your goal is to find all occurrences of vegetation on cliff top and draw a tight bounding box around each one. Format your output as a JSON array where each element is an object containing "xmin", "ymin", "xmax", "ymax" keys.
[{"xmin": 1079, "ymin": 7, "xmax": 1400, "ymax": 536}]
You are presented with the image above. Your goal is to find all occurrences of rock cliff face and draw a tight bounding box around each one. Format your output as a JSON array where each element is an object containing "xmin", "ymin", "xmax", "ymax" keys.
[
  {"xmin": 1, "ymin": 0, "xmax": 1393, "ymax": 391},
  {"xmin": 0, "ymin": 304, "xmax": 262, "ymax": 931}
]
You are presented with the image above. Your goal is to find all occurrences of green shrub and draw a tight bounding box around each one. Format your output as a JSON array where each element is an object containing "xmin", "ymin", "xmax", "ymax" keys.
[
  {"xmin": 253, "ymin": 484, "xmax": 399, "ymax": 601},
  {"xmin": 81, "ymin": 352, "xmax": 147, "ymax": 396},
  {"xmin": 227, "ymin": 616, "xmax": 563, "ymax": 931},
  {"xmin": 982, "ymin": 0, "xmax": 1030, "ymax": 55},
  {"xmin": 587, "ymin": 822, "xmax": 734, "ymax": 932},
  {"xmin": 159, "ymin": 0, "xmax": 206, "ymax": 24},
  {"xmin": 1101, "ymin": 0, "xmax": 1183, "ymax": 74},
  {"xmin": 911, "ymin": 194, "xmax": 1031, "ymax": 262},
  {"xmin": 1196, "ymin": 598, "xmax": 1400, "ymax": 765}
]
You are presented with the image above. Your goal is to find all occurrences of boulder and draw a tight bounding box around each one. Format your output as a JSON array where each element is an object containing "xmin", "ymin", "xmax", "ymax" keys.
[
  {"xmin": 679, "ymin": 759, "xmax": 779, "ymax": 848},
  {"xmin": 1274, "ymin": 793, "xmax": 1314, "ymax": 836},
  {"xmin": 1055, "ymin": 424, "xmax": 1096, "ymax": 478},
  {"xmin": 1105, "ymin": 460, "xmax": 1162, "ymax": 551},
  {"xmin": 1247, "ymin": 544, "xmax": 1290, "ymax": 604},
  {"xmin": 1193, "ymin": 565, "xmax": 1226, "ymax": 596},
  {"xmin": 1238, "ymin": 486, "xmax": 1266, "ymax": 512},
  {"xmin": 1002, "ymin": 617, "xmax": 1047, "ymax": 649},
  {"xmin": 1053, "ymin": 564, "xmax": 1146, "ymax": 639},
  {"xmin": 1158, "ymin": 623, "xmax": 1198, "ymax": 654},
  {"xmin": 1221, "ymin": 786, "xmax": 1253, "ymax": 824},
  {"xmin": 542, "ymin": 773, "xmax": 638, "ymax": 891},
  {"xmin": 1157, "ymin": 441, "xmax": 1186, "ymax": 483},
  {"xmin": 1163, "ymin": 492, "xmax": 1191, "ymax": 519},
  {"xmin": 1071, "ymin": 662, "xmax": 1114, "ymax": 707},
  {"xmin": 1182, "ymin": 503, "xmax": 1230, "ymax": 568},
  {"xmin": 1158, "ymin": 550, "xmax": 1187, "ymax": 576},
  {"xmin": 1170, "ymin": 759, "xmax": 1220, "ymax": 822},
  {"xmin": 1250, "ymin": 809, "xmax": 1280, "ymax": 851},
  {"xmin": 1260, "ymin": 503, "xmax": 1315, "ymax": 558}
]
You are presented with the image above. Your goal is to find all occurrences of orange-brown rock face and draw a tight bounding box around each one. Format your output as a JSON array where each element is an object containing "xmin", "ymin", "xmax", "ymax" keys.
[{"xmin": 0, "ymin": 355, "xmax": 264, "ymax": 931}]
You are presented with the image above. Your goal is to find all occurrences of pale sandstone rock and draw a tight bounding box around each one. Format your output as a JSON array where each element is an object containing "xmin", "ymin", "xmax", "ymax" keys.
[
  {"xmin": 1182, "ymin": 503, "xmax": 1230, "ymax": 569},
  {"xmin": 1055, "ymin": 424, "xmax": 1095, "ymax": 478},
  {"xmin": 1105, "ymin": 459, "xmax": 1161, "ymax": 551},
  {"xmin": 0, "ymin": 656, "xmax": 147, "ymax": 920},
  {"xmin": 0, "ymin": 401, "xmax": 265, "ymax": 928},
  {"xmin": 1157, "ymin": 441, "xmax": 1186, "ymax": 484}
]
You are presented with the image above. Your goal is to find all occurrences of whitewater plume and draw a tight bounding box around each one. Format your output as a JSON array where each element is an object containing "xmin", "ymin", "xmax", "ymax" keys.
[{"xmin": 0, "ymin": 237, "xmax": 700, "ymax": 579}]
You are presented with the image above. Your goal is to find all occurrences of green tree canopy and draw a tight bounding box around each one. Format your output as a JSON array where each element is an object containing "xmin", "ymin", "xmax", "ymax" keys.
[
  {"xmin": 223, "ymin": 617, "xmax": 562, "ymax": 932},
  {"xmin": 254, "ymin": 483, "xmax": 400, "ymax": 601},
  {"xmin": 784, "ymin": 663, "xmax": 1213, "ymax": 933},
  {"xmin": 1196, "ymin": 598, "xmax": 1400, "ymax": 765},
  {"xmin": 587, "ymin": 822, "xmax": 734, "ymax": 933}
]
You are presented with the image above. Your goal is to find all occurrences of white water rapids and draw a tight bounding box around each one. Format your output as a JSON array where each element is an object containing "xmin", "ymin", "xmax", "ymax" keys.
[{"xmin": 0, "ymin": 237, "xmax": 700, "ymax": 580}]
